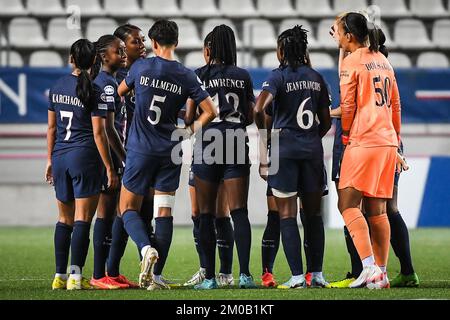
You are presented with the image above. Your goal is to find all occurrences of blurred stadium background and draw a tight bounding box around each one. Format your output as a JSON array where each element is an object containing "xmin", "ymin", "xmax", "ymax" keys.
[{"xmin": 0, "ymin": 0, "xmax": 449, "ymax": 228}]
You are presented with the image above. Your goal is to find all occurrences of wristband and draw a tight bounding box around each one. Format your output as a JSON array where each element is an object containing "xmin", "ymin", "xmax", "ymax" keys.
[{"xmin": 342, "ymin": 135, "xmax": 349, "ymax": 146}]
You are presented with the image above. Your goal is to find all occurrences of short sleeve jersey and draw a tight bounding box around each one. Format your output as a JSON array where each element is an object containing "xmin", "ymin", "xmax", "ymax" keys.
[
  {"xmin": 94, "ymin": 70, "xmax": 126, "ymax": 142},
  {"xmin": 125, "ymin": 56, "xmax": 209, "ymax": 156},
  {"xmin": 195, "ymin": 64, "xmax": 255, "ymax": 130},
  {"xmin": 262, "ymin": 65, "xmax": 331, "ymax": 159},
  {"xmin": 48, "ymin": 74, "xmax": 107, "ymax": 154}
]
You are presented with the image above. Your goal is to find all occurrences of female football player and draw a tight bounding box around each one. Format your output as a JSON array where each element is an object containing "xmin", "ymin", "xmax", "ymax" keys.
[
  {"xmin": 117, "ymin": 19, "xmax": 216, "ymax": 290},
  {"xmin": 47, "ymin": 39, "xmax": 119, "ymax": 290},
  {"xmin": 88, "ymin": 34, "xmax": 130, "ymax": 289},
  {"xmin": 186, "ymin": 25, "xmax": 257, "ymax": 290},
  {"xmin": 329, "ymin": 22, "xmax": 419, "ymax": 288},
  {"xmin": 254, "ymin": 25, "xmax": 332, "ymax": 289},
  {"xmin": 335, "ymin": 12, "xmax": 401, "ymax": 289}
]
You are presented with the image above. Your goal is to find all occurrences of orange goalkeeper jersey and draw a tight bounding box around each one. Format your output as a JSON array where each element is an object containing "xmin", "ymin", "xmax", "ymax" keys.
[{"xmin": 339, "ymin": 47, "xmax": 401, "ymax": 147}]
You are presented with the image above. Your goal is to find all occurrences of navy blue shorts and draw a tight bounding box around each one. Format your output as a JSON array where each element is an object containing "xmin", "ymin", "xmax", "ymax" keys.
[
  {"xmin": 268, "ymin": 157, "xmax": 325, "ymax": 196},
  {"xmin": 122, "ymin": 150, "xmax": 181, "ymax": 195},
  {"xmin": 52, "ymin": 148, "xmax": 105, "ymax": 203},
  {"xmin": 332, "ymin": 143, "xmax": 344, "ymax": 182},
  {"xmin": 192, "ymin": 162, "xmax": 250, "ymax": 184},
  {"xmin": 266, "ymin": 163, "xmax": 328, "ymax": 197}
]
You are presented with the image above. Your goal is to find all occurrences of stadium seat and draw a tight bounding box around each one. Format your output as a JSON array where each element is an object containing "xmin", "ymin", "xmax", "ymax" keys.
[
  {"xmin": 387, "ymin": 52, "xmax": 412, "ymax": 68},
  {"xmin": 394, "ymin": 19, "xmax": 433, "ymax": 49},
  {"xmin": 181, "ymin": 0, "xmax": 220, "ymax": 18},
  {"xmin": 237, "ymin": 52, "xmax": 259, "ymax": 68},
  {"xmin": 370, "ymin": 0, "xmax": 410, "ymax": 18},
  {"xmin": 127, "ymin": 18, "xmax": 155, "ymax": 32},
  {"xmin": 0, "ymin": 0, "xmax": 28, "ymax": 17},
  {"xmin": 243, "ymin": 19, "xmax": 277, "ymax": 49},
  {"xmin": 379, "ymin": 20, "xmax": 397, "ymax": 49},
  {"xmin": 86, "ymin": 18, "xmax": 119, "ymax": 42},
  {"xmin": 417, "ymin": 52, "xmax": 450, "ymax": 68},
  {"xmin": 219, "ymin": 0, "xmax": 258, "ymax": 18},
  {"xmin": 261, "ymin": 51, "xmax": 280, "ymax": 69},
  {"xmin": 295, "ymin": 0, "xmax": 334, "ymax": 18},
  {"xmin": 171, "ymin": 19, "xmax": 202, "ymax": 49},
  {"xmin": 104, "ymin": 0, "xmax": 144, "ymax": 18},
  {"xmin": 432, "ymin": 19, "xmax": 450, "ymax": 49},
  {"xmin": 27, "ymin": 0, "xmax": 65, "ymax": 17},
  {"xmin": 256, "ymin": 0, "xmax": 296, "ymax": 18},
  {"xmin": 410, "ymin": 0, "xmax": 448, "ymax": 18},
  {"xmin": 333, "ymin": 0, "xmax": 367, "ymax": 14},
  {"xmin": 317, "ymin": 19, "xmax": 339, "ymax": 49},
  {"xmin": 309, "ymin": 52, "xmax": 335, "ymax": 68},
  {"xmin": 143, "ymin": 0, "xmax": 182, "ymax": 17},
  {"xmin": 0, "ymin": 50, "xmax": 24, "ymax": 67},
  {"xmin": 66, "ymin": 0, "xmax": 104, "ymax": 17},
  {"xmin": 29, "ymin": 51, "xmax": 64, "ymax": 67},
  {"xmin": 279, "ymin": 19, "xmax": 319, "ymax": 49},
  {"xmin": 8, "ymin": 18, "xmax": 49, "ymax": 49},
  {"xmin": 202, "ymin": 19, "xmax": 242, "ymax": 48},
  {"xmin": 184, "ymin": 51, "xmax": 205, "ymax": 69},
  {"xmin": 47, "ymin": 18, "xmax": 83, "ymax": 49}
]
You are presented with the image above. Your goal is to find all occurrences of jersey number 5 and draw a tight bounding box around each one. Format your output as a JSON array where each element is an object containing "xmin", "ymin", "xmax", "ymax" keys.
[
  {"xmin": 373, "ymin": 76, "xmax": 391, "ymax": 108},
  {"xmin": 147, "ymin": 95, "xmax": 166, "ymax": 125},
  {"xmin": 60, "ymin": 111, "xmax": 73, "ymax": 141}
]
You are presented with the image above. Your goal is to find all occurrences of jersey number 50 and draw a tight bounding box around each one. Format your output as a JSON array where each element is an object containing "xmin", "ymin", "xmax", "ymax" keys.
[{"xmin": 147, "ymin": 95, "xmax": 166, "ymax": 125}]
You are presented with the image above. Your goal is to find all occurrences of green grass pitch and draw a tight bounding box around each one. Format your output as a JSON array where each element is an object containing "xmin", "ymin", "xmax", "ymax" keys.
[{"xmin": 0, "ymin": 226, "xmax": 449, "ymax": 300}]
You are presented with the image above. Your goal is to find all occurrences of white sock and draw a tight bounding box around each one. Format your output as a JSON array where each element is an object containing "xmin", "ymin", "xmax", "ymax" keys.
[
  {"xmin": 362, "ymin": 255, "xmax": 376, "ymax": 268},
  {"xmin": 292, "ymin": 274, "xmax": 305, "ymax": 282},
  {"xmin": 140, "ymin": 245, "xmax": 151, "ymax": 259},
  {"xmin": 55, "ymin": 273, "xmax": 67, "ymax": 280},
  {"xmin": 200, "ymin": 267, "xmax": 206, "ymax": 273},
  {"xmin": 312, "ymin": 272, "xmax": 323, "ymax": 278},
  {"xmin": 379, "ymin": 265, "xmax": 387, "ymax": 273},
  {"xmin": 153, "ymin": 274, "xmax": 162, "ymax": 282},
  {"xmin": 70, "ymin": 273, "xmax": 82, "ymax": 281}
]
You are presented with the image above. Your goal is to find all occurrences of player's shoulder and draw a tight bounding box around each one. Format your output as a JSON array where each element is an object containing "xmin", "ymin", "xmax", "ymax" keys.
[
  {"xmin": 94, "ymin": 71, "xmax": 117, "ymax": 88},
  {"xmin": 51, "ymin": 74, "xmax": 76, "ymax": 92}
]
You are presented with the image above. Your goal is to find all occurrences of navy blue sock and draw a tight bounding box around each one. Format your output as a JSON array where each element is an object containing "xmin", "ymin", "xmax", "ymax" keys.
[
  {"xmin": 305, "ymin": 215, "xmax": 325, "ymax": 272},
  {"xmin": 54, "ymin": 222, "xmax": 73, "ymax": 274},
  {"xmin": 138, "ymin": 198, "xmax": 155, "ymax": 260},
  {"xmin": 107, "ymin": 216, "xmax": 129, "ymax": 277},
  {"xmin": 280, "ymin": 217, "xmax": 303, "ymax": 276},
  {"xmin": 215, "ymin": 217, "xmax": 234, "ymax": 275},
  {"xmin": 299, "ymin": 209, "xmax": 311, "ymax": 273},
  {"xmin": 192, "ymin": 216, "xmax": 206, "ymax": 268},
  {"xmin": 231, "ymin": 208, "xmax": 252, "ymax": 276},
  {"xmin": 70, "ymin": 221, "xmax": 91, "ymax": 274},
  {"xmin": 153, "ymin": 216, "xmax": 173, "ymax": 276},
  {"xmin": 122, "ymin": 210, "xmax": 151, "ymax": 252},
  {"xmin": 199, "ymin": 213, "xmax": 216, "ymax": 280},
  {"xmin": 261, "ymin": 210, "xmax": 280, "ymax": 274},
  {"xmin": 93, "ymin": 218, "xmax": 112, "ymax": 279},
  {"xmin": 388, "ymin": 212, "xmax": 415, "ymax": 275},
  {"xmin": 344, "ymin": 226, "xmax": 363, "ymax": 277}
]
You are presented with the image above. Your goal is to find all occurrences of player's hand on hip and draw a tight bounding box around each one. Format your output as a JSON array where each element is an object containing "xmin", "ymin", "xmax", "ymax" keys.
[{"xmin": 45, "ymin": 161, "xmax": 54, "ymax": 186}]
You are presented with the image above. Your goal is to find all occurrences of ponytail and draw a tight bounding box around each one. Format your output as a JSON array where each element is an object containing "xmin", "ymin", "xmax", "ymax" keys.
[{"xmin": 70, "ymin": 39, "xmax": 96, "ymax": 112}]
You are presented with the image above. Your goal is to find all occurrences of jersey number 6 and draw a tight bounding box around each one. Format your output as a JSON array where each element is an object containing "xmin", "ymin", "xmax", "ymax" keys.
[{"xmin": 296, "ymin": 97, "xmax": 314, "ymax": 130}]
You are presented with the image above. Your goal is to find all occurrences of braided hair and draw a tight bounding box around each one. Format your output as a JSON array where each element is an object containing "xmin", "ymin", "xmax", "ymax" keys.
[
  {"xmin": 114, "ymin": 23, "xmax": 141, "ymax": 42},
  {"xmin": 91, "ymin": 34, "xmax": 120, "ymax": 79},
  {"xmin": 70, "ymin": 39, "xmax": 96, "ymax": 112},
  {"xmin": 277, "ymin": 25, "xmax": 309, "ymax": 70}
]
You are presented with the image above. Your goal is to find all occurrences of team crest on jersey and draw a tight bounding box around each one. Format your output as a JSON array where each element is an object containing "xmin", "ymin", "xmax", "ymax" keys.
[
  {"xmin": 101, "ymin": 93, "xmax": 115, "ymax": 103},
  {"xmin": 104, "ymin": 85, "xmax": 115, "ymax": 95}
]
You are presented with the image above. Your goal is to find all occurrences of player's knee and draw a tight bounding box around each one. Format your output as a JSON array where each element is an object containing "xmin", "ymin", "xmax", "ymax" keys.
[
  {"xmin": 59, "ymin": 215, "xmax": 74, "ymax": 226},
  {"xmin": 154, "ymin": 194, "xmax": 175, "ymax": 217}
]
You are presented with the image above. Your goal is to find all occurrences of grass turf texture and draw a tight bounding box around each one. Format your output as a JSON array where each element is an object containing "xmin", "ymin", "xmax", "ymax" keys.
[{"xmin": 0, "ymin": 227, "xmax": 449, "ymax": 300}]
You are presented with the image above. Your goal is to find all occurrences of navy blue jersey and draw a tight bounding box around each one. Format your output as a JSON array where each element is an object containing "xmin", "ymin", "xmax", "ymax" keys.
[
  {"xmin": 48, "ymin": 74, "xmax": 107, "ymax": 154},
  {"xmin": 262, "ymin": 65, "xmax": 331, "ymax": 159},
  {"xmin": 117, "ymin": 66, "xmax": 137, "ymax": 142},
  {"xmin": 195, "ymin": 64, "xmax": 255, "ymax": 130},
  {"xmin": 94, "ymin": 70, "xmax": 126, "ymax": 142},
  {"xmin": 125, "ymin": 56, "xmax": 209, "ymax": 156}
]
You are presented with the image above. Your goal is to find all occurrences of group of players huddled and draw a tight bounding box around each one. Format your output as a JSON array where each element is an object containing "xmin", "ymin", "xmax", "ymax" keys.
[{"xmin": 46, "ymin": 12, "xmax": 420, "ymax": 291}]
